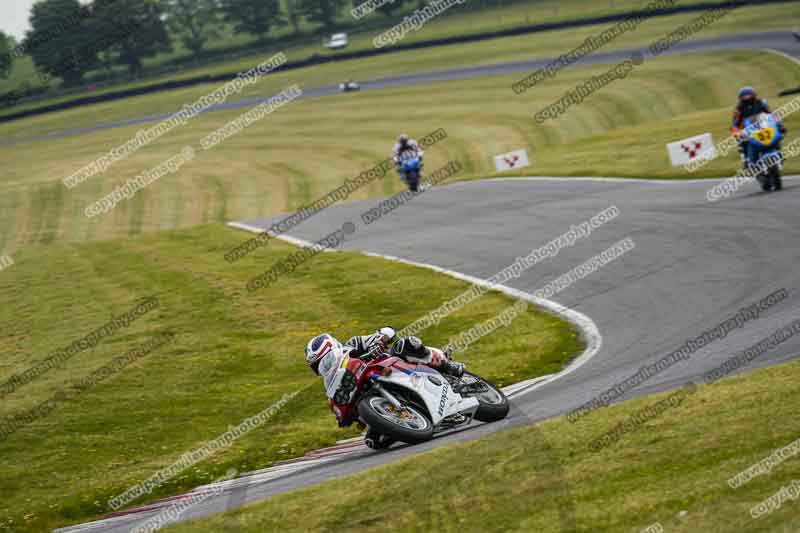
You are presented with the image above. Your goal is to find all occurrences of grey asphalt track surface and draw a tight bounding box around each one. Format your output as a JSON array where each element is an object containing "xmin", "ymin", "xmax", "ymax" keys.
[
  {"xmin": 3, "ymin": 30, "xmax": 799, "ymax": 147},
  {"xmin": 53, "ymin": 30, "xmax": 800, "ymax": 533}
]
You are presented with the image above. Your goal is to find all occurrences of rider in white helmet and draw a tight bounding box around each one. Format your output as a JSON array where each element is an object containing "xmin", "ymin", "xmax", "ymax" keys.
[{"xmin": 305, "ymin": 328, "xmax": 464, "ymax": 448}]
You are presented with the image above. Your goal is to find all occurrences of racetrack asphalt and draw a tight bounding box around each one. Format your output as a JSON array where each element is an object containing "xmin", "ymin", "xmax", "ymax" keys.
[{"xmin": 52, "ymin": 29, "xmax": 800, "ymax": 533}]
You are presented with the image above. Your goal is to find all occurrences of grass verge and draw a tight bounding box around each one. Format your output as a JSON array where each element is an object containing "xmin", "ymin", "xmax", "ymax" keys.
[{"xmin": 0, "ymin": 223, "xmax": 582, "ymax": 532}]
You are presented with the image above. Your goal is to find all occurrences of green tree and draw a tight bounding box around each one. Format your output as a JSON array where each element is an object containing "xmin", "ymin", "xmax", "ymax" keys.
[
  {"xmin": 377, "ymin": 0, "xmax": 407, "ymax": 17},
  {"xmin": 220, "ymin": 0, "xmax": 284, "ymax": 42},
  {"xmin": 164, "ymin": 0, "xmax": 221, "ymax": 55},
  {"xmin": 91, "ymin": 0, "xmax": 171, "ymax": 75},
  {"xmin": 0, "ymin": 31, "xmax": 12, "ymax": 79},
  {"xmin": 26, "ymin": 0, "xmax": 95, "ymax": 86},
  {"xmin": 299, "ymin": 0, "xmax": 345, "ymax": 32},
  {"xmin": 285, "ymin": 0, "xmax": 304, "ymax": 35}
]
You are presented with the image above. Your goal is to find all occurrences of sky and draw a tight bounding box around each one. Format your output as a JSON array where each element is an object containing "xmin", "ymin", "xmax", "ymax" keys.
[
  {"xmin": 1, "ymin": 0, "xmax": 38, "ymax": 40},
  {"xmin": 1, "ymin": 0, "xmax": 90, "ymax": 40}
]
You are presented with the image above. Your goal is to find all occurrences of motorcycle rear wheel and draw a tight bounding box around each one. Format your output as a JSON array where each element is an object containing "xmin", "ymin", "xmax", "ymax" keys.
[{"xmin": 358, "ymin": 393, "xmax": 434, "ymax": 444}]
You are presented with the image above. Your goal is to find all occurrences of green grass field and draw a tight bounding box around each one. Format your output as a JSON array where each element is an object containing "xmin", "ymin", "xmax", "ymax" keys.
[
  {"xmin": 3, "ymin": 13, "xmax": 800, "ymax": 531},
  {"xmin": 1, "ymin": 0, "xmax": 798, "ymax": 118},
  {"xmin": 1, "ymin": 50, "xmax": 799, "ymax": 256},
  {"xmin": 0, "ymin": 223, "xmax": 582, "ymax": 532},
  {"xmin": 166, "ymin": 355, "xmax": 800, "ymax": 533}
]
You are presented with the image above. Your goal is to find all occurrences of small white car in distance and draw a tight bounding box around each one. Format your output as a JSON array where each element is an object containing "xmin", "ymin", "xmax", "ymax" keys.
[{"xmin": 325, "ymin": 33, "xmax": 349, "ymax": 49}]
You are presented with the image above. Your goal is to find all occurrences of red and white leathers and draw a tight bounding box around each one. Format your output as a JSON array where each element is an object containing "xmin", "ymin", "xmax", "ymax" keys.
[
  {"xmin": 310, "ymin": 330, "xmax": 451, "ymax": 426},
  {"xmin": 313, "ymin": 330, "xmax": 391, "ymax": 426}
]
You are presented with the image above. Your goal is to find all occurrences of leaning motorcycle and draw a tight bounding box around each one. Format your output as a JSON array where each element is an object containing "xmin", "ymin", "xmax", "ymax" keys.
[
  {"xmin": 398, "ymin": 151, "xmax": 424, "ymax": 192},
  {"xmin": 331, "ymin": 347, "xmax": 509, "ymax": 448},
  {"xmin": 740, "ymin": 112, "xmax": 784, "ymax": 192}
]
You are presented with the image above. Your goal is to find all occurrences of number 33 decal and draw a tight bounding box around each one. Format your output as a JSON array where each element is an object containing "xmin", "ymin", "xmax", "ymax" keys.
[{"xmin": 752, "ymin": 128, "xmax": 775, "ymax": 145}]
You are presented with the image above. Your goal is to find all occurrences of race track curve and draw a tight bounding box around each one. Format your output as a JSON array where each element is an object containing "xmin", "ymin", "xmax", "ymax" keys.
[{"xmin": 57, "ymin": 175, "xmax": 800, "ymax": 532}]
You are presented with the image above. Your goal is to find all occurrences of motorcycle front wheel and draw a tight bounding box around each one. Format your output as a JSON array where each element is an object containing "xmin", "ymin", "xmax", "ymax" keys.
[
  {"xmin": 358, "ymin": 393, "xmax": 434, "ymax": 444},
  {"xmin": 457, "ymin": 372, "xmax": 510, "ymax": 422},
  {"xmin": 770, "ymin": 165, "xmax": 783, "ymax": 191},
  {"xmin": 759, "ymin": 172, "xmax": 772, "ymax": 192},
  {"xmin": 406, "ymin": 171, "xmax": 419, "ymax": 192}
]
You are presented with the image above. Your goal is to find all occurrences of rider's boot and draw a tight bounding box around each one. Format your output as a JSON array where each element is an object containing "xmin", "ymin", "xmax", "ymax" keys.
[
  {"xmin": 739, "ymin": 146, "xmax": 749, "ymax": 171},
  {"xmin": 364, "ymin": 429, "xmax": 394, "ymax": 450}
]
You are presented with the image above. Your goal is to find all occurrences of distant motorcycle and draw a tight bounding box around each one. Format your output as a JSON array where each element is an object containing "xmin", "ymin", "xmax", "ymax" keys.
[
  {"xmin": 397, "ymin": 151, "xmax": 424, "ymax": 192},
  {"xmin": 339, "ymin": 80, "xmax": 360, "ymax": 92},
  {"xmin": 331, "ymin": 347, "xmax": 509, "ymax": 448},
  {"xmin": 740, "ymin": 112, "xmax": 784, "ymax": 192}
]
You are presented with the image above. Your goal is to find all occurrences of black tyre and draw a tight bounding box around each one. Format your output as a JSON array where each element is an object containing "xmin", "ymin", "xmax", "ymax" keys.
[
  {"xmin": 770, "ymin": 166, "xmax": 783, "ymax": 191},
  {"xmin": 358, "ymin": 393, "xmax": 434, "ymax": 444},
  {"xmin": 407, "ymin": 171, "xmax": 419, "ymax": 192},
  {"xmin": 760, "ymin": 173, "xmax": 772, "ymax": 192},
  {"xmin": 459, "ymin": 372, "xmax": 510, "ymax": 422}
]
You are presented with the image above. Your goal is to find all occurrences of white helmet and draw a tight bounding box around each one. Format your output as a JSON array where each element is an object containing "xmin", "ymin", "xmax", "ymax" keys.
[{"xmin": 305, "ymin": 333, "xmax": 342, "ymax": 375}]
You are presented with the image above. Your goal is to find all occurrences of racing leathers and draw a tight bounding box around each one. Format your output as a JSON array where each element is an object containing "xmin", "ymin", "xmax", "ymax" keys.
[
  {"xmin": 393, "ymin": 138, "xmax": 420, "ymax": 167},
  {"xmin": 316, "ymin": 330, "xmax": 460, "ymax": 428},
  {"xmin": 317, "ymin": 330, "xmax": 389, "ymax": 427}
]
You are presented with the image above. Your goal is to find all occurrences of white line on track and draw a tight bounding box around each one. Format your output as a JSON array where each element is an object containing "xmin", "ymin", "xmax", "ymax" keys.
[
  {"xmin": 763, "ymin": 48, "xmax": 800, "ymax": 68},
  {"xmin": 226, "ymin": 216, "xmax": 603, "ymax": 397},
  {"xmin": 488, "ymin": 174, "xmax": 800, "ymax": 185}
]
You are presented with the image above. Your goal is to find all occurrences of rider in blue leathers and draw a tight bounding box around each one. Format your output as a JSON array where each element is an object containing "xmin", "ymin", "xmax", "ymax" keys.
[{"xmin": 731, "ymin": 87, "xmax": 787, "ymax": 168}]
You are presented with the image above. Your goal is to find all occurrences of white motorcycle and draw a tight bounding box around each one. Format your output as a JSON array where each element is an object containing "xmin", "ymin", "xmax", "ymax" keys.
[{"xmin": 331, "ymin": 346, "xmax": 510, "ymax": 447}]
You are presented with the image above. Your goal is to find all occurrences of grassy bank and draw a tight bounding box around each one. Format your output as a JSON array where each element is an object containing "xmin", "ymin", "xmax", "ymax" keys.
[
  {"xmin": 2, "ymin": 1, "xmax": 799, "ymax": 123},
  {"xmin": 167, "ymin": 354, "xmax": 800, "ymax": 532},
  {"xmin": 1, "ymin": 51, "xmax": 799, "ymax": 254},
  {"xmin": 0, "ymin": 223, "xmax": 582, "ymax": 532}
]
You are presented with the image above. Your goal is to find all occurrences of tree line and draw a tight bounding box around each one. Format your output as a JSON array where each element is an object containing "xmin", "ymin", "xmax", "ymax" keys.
[{"xmin": 0, "ymin": 0, "xmax": 427, "ymax": 87}]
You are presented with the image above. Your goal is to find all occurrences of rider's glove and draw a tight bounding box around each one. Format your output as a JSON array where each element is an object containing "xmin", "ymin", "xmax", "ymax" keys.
[
  {"xmin": 779, "ymin": 123, "xmax": 787, "ymax": 134},
  {"xmin": 429, "ymin": 349, "xmax": 445, "ymax": 367}
]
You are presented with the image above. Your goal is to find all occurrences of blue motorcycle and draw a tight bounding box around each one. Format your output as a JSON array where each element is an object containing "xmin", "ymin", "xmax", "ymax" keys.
[
  {"xmin": 398, "ymin": 151, "xmax": 424, "ymax": 192},
  {"xmin": 741, "ymin": 112, "xmax": 784, "ymax": 192}
]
